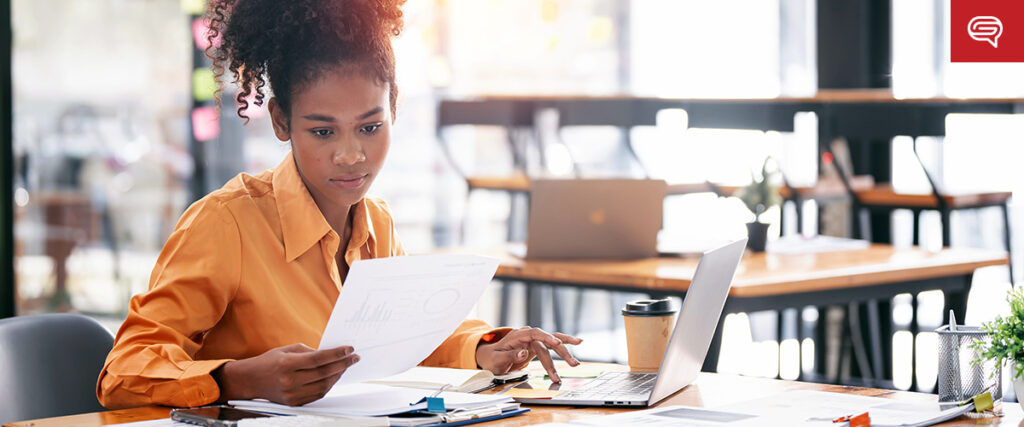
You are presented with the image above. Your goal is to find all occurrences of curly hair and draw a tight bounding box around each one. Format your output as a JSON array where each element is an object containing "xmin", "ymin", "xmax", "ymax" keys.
[{"xmin": 205, "ymin": 0, "xmax": 405, "ymax": 123}]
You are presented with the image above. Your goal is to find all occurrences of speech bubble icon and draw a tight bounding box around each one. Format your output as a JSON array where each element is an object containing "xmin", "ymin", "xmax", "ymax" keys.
[{"xmin": 968, "ymin": 16, "xmax": 1003, "ymax": 48}]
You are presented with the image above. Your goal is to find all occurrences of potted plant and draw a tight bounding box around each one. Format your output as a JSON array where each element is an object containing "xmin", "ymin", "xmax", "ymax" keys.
[
  {"xmin": 973, "ymin": 287, "xmax": 1024, "ymax": 408},
  {"xmin": 734, "ymin": 158, "xmax": 781, "ymax": 252}
]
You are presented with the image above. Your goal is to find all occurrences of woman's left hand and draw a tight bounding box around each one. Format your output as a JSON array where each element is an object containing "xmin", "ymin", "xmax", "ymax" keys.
[{"xmin": 475, "ymin": 327, "xmax": 583, "ymax": 383}]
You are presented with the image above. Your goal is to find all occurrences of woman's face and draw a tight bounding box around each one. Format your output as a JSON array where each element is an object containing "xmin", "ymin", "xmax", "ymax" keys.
[{"xmin": 270, "ymin": 69, "xmax": 392, "ymax": 214}]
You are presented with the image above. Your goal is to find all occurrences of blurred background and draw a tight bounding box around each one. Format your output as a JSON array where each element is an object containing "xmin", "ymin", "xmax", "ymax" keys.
[{"xmin": 3, "ymin": 0, "xmax": 1022, "ymax": 394}]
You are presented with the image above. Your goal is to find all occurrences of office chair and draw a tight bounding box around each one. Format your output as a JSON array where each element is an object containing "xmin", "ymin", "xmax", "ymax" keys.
[
  {"xmin": 436, "ymin": 100, "xmax": 539, "ymax": 245},
  {"xmin": 831, "ymin": 138, "xmax": 1015, "ymax": 284},
  {"xmin": 0, "ymin": 313, "xmax": 114, "ymax": 423}
]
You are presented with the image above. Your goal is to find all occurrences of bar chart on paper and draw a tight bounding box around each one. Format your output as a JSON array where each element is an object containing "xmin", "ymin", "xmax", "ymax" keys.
[{"xmin": 319, "ymin": 254, "xmax": 499, "ymax": 384}]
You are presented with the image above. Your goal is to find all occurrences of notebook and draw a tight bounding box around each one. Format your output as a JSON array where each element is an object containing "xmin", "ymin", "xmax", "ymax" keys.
[{"xmin": 365, "ymin": 367, "xmax": 499, "ymax": 393}]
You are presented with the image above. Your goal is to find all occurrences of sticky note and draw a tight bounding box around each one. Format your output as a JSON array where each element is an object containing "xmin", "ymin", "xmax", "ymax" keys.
[
  {"xmin": 503, "ymin": 388, "xmax": 563, "ymax": 399},
  {"xmin": 849, "ymin": 412, "xmax": 870, "ymax": 427},
  {"xmin": 193, "ymin": 68, "xmax": 218, "ymax": 102},
  {"xmin": 191, "ymin": 107, "xmax": 220, "ymax": 141},
  {"xmin": 835, "ymin": 412, "xmax": 870, "ymax": 427},
  {"xmin": 972, "ymin": 391, "xmax": 993, "ymax": 412},
  {"xmin": 544, "ymin": 367, "xmax": 604, "ymax": 379},
  {"xmin": 236, "ymin": 91, "xmax": 267, "ymax": 119},
  {"xmin": 192, "ymin": 18, "xmax": 211, "ymax": 50},
  {"xmin": 180, "ymin": 0, "xmax": 205, "ymax": 15}
]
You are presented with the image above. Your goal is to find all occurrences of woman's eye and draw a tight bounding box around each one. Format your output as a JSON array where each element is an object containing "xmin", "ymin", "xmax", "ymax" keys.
[
  {"xmin": 360, "ymin": 123, "xmax": 382, "ymax": 134},
  {"xmin": 311, "ymin": 129, "xmax": 333, "ymax": 137}
]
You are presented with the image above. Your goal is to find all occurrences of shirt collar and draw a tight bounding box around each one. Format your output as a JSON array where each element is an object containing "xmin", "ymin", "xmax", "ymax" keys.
[
  {"xmin": 273, "ymin": 152, "xmax": 378, "ymax": 263},
  {"xmin": 273, "ymin": 152, "xmax": 333, "ymax": 262},
  {"xmin": 345, "ymin": 196, "xmax": 376, "ymax": 262}
]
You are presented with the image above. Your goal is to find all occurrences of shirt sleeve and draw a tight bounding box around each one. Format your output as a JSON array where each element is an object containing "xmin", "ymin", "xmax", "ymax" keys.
[
  {"xmin": 420, "ymin": 321, "xmax": 513, "ymax": 369},
  {"xmin": 96, "ymin": 198, "xmax": 242, "ymax": 409}
]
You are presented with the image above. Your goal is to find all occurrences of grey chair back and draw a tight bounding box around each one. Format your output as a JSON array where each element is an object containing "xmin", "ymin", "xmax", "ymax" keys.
[{"xmin": 0, "ymin": 313, "xmax": 114, "ymax": 423}]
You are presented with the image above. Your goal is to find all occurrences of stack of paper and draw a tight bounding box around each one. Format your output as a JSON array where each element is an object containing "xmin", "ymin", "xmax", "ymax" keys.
[
  {"xmin": 530, "ymin": 391, "xmax": 975, "ymax": 426},
  {"xmin": 716, "ymin": 390, "xmax": 974, "ymax": 426},
  {"xmin": 231, "ymin": 383, "xmax": 513, "ymax": 417}
]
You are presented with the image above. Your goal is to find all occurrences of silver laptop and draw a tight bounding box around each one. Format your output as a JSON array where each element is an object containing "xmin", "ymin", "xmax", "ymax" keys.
[
  {"xmin": 518, "ymin": 179, "xmax": 667, "ymax": 259},
  {"xmin": 514, "ymin": 238, "xmax": 747, "ymax": 407}
]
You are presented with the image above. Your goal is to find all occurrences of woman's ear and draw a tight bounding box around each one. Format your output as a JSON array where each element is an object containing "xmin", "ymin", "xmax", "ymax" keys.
[{"xmin": 268, "ymin": 98, "xmax": 291, "ymax": 142}]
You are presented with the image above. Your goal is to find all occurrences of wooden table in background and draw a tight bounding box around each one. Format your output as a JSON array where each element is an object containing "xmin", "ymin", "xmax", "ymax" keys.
[
  {"xmin": 482, "ymin": 245, "xmax": 1008, "ymax": 389},
  {"xmin": 6, "ymin": 362, "xmax": 1019, "ymax": 426}
]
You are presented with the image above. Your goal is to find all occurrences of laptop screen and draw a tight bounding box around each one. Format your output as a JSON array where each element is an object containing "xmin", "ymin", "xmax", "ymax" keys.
[{"xmin": 647, "ymin": 238, "xmax": 747, "ymax": 405}]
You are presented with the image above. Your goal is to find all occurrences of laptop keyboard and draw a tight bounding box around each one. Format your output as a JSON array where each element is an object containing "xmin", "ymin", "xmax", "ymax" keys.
[{"xmin": 558, "ymin": 371, "xmax": 657, "ymax": 401}]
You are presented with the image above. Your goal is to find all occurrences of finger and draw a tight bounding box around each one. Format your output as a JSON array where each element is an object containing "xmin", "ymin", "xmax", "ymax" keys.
[
  {"xmin": 289, "ymin": 358, "xmax": 356, "ymax": 405},
  {"xmin": 483, "ymin": 346, "xmax": 528, "ymax": 375},
  {"xmin": 498, "ymin": 328, "xmax": 562, "ymax": 350},
  {"xmin": 504, "ymin": 348, "xmax": 534, "ymax": 374},
  {"xmin": 290, "ymin": 346, "xmax": 354, "ymax": 370},
  {"xmin": 544, "ymin": 337, "xmax": 580, "ymax": 367},
  {"xmin": 532, "ymin": 341, "xmax": 560, "ymax": 383},
  {"xmin": 509, "ymin": 348, "xmax": 535, "ymax": 372},
  {"xmin": 295, "ymin": 353, "xmax": 359, "ymax": 385},
  {"xmin": 552, "ymin": 332, "xmax": 584, "ymax": 345},
  {"xmin": 278, "ymin": 343, "xmax": 314, "ymax": 353}
]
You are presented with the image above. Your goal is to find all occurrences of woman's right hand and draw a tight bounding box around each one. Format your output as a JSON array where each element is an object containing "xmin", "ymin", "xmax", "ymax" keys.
[{"xmin": 213, "ymin": 343, "xmax": 359, "ymax": 406}]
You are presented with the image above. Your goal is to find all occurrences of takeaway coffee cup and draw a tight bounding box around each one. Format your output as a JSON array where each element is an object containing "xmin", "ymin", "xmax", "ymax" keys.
[{"xmin": 622, "ymin": 298, "xmax": 677, "ymax": 371}]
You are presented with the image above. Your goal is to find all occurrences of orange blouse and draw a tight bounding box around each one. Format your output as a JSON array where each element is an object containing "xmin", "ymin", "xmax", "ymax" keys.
[{"xmin": 97, "ymin": 152, "xmax": 502, "ymax": 409}]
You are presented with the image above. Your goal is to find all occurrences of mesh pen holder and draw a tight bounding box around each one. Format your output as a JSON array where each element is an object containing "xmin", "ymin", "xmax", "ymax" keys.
[{"xmin": 936, "ymin": 324, "xmax": 1001, "ymax": 403}]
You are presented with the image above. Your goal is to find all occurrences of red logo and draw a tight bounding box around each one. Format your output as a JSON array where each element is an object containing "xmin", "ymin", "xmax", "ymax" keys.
[{"xmin": 951, "ymin": 0, "xmax": 1024, "ymax": 62}]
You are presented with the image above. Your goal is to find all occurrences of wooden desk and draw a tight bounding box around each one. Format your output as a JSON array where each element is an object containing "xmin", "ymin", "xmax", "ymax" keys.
[
  {"xmin": 487, "ymin": 245, "xmax": 1008, "ymax": 389},
  {"xmin": 7, "ymin": 369, "xmax": 1019, "ymax": 426}
]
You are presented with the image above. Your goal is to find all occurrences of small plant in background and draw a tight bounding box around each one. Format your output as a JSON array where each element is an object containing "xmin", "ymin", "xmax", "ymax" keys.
[
  {"xmin": 734, "ymin": 157, "xmax": 782, "ymax": 224},
  {"xmin": 972, "ymin": 287, "xmax": 1024, "ymax": 380}
]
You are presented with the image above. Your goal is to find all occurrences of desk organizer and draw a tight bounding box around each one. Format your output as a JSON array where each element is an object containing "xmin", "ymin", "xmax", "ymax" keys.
[{"xmin": 936, "ymin": 324, "xmax": 1001, "ymax": 403}]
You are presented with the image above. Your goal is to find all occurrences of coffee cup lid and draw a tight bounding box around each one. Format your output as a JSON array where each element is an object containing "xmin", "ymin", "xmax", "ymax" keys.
[{"xmin": 622, "ymin": 298, "xmax": 676, "ymax": 316}]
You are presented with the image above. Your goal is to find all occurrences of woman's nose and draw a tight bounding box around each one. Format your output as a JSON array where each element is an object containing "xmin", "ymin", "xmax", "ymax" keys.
[{"xmin": 333, "ymin": 141, "xmax": 366, "ymax": 165}]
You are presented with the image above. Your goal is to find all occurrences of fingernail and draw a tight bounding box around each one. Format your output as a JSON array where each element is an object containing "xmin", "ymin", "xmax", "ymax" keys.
[
  {"xmin": 352, "ymin": 355, "xmax": 360, "ymax": 363},
  {"xmin": 551, "ymin": 373, "xmax": 561, "ymax": 383},
  {"xmin": 571, "ymin": 357, "xmax": 580, "ymax": 366},
  {"xmin": 517, "ymin": 349, "xmax": 528, "ymax": 360}
]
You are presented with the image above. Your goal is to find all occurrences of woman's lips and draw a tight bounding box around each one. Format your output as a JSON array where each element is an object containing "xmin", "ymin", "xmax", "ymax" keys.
[{"xmin": 330, "ymin": 174, "xmax": 368, "ymax": 189}]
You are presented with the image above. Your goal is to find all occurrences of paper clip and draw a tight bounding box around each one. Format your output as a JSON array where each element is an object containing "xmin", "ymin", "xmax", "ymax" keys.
[
  {"xmin": 423, "ymin": 384, "xmax": 452, "ymax": 413},
  {"xmin": 833, "ymin": 411, "xmax": 870, "ymax": 427},
  {"xmin": 430, "ymin": 384, "xmax": 453, "ymax": 397}
]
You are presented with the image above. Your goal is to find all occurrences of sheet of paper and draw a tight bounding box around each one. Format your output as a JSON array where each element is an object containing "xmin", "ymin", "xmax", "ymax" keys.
[
  {"xmin": 571, "ymin": 405, "xmax": 760, "ymax": 426},
  {"xmin": 108, "ymin": 419, "xmax": 185, "ymax": 427},
  {"xmin": 717, "ymin": 391, "xmax": 972, "ymax": 427},
  {"xmin": 231, "ymin": 383, "xmax": 512, "ymax": 417},
  {"xmin": 766, "ymin": 235, "xmax": 870, "ymax": 254},
  {"xmin": 318, "ymin": 254, "xmax": 499, "ymax": 384}
]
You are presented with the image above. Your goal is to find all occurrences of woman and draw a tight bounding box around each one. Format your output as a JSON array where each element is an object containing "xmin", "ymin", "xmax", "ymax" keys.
[{"xmin": 97, "ymin": 0, "xmax": 580, "ymax": 409}]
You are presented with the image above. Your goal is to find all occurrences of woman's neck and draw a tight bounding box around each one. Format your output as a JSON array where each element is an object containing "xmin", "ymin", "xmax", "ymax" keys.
[
  {"xmin": 298, "ymin": 175, "xmax": 355, "ymax": 246},
  {"xmin": 320, "ymin": 202, "xmax": 353, "ymax": 245}
]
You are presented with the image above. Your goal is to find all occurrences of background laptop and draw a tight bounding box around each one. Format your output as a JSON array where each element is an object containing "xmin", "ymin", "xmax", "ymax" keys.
[
  {"xmin": 513, "ymin": 238, "xmax": 747, "ymax": 407},
  {"xmin": 517, "ymin": 179, "xmax": 667, "ymax": 260}
]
